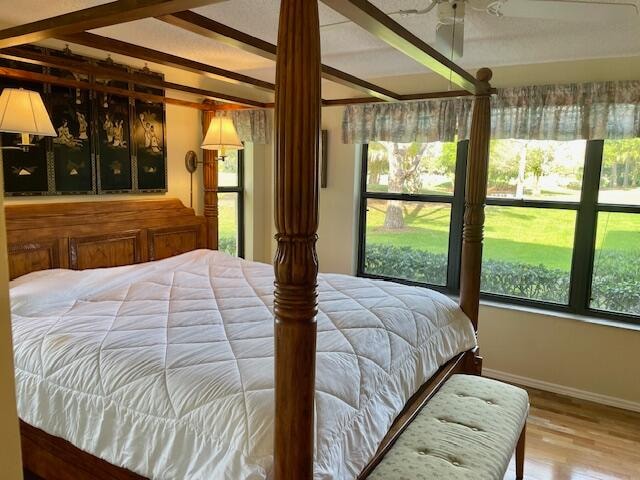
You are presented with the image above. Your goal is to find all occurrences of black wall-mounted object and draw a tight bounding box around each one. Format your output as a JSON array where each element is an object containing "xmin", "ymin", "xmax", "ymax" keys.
[{"xmin": 0, "ymin": 46, "xmax": 167, "ymax": 197}]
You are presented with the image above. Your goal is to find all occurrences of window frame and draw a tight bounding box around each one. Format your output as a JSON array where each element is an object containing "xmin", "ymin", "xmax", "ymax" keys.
[
  {"xmin": 218, "ymin": 148, "xmax": 245, "ymax": 258},
  {"xmin": 357, "ymin": 139, "xmax": 640, "ymax": 326},
  {"xmin": 357, "ymin": 141, "xmax": 468, "ymax": 294}
]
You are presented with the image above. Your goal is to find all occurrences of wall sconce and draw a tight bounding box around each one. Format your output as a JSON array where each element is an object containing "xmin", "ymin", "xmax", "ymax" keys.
[
  {"xmin": 0, "ymin": 88, "xmax": 57, "ymax": 151},
  {"xmin": 201, "ymin": 116, "xmax": 243, "ymax": 161}
]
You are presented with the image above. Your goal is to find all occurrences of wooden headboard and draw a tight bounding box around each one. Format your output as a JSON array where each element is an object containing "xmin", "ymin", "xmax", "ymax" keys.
[{"xmin": 5, "ymin": 199, "xmax": 207, "ymax": 280}]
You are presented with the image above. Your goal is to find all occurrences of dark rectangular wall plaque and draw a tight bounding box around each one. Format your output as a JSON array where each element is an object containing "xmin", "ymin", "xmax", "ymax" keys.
[{"xmin": 0, "ymin": 47, "xmax": 168, "ymax": 197}]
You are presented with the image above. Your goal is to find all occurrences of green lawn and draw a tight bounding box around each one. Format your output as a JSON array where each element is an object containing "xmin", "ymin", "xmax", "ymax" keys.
[
  {"xmin": 366, "ymin": 199, "xmax": 640, "ymax": 272},
  {"xmin": 218, "ymin": 193, "xmax": 238, "ymax": 254}
]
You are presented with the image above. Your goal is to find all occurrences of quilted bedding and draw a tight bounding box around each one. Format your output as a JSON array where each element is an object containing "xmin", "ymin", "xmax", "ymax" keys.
[{"xmin": 11, "ymin": 249, "xmax": 476, "ymax": 480}]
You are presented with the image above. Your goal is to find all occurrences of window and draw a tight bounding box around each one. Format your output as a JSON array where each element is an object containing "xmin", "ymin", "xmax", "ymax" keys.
[
  {"xmin": 481, "ymin": 139, "xmax": 586, "ymax": 304},
  {"xmin": 359, "ymin": 140, "xmax": 466, "ymax": 291},
  {"xmin": 358, "ymin": 138, "xmax": 640, "ymax": 324},
  {"xmin": 218, "ymin": 149, "xmax": 244, "ymax": 257},
  {"xmin": 590, "ymin": 139, "xmax": 640, "ymax": 317}
]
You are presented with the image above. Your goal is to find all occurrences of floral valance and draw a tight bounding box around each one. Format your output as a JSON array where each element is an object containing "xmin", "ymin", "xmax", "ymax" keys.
[
  {"xmin": 219, "ymin": 109, "xmax": 271, "ymax": 144},
  {"xmin": 342, "ymin": 80, "xmax": 640, "ymax": 143},
  {"xmin": 342, "ymin": 98, "xmax": 463, "ymax": 144}
]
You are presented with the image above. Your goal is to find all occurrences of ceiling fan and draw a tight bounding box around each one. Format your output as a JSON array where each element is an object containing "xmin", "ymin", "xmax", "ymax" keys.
[
  {"xmin": 432, "ymin": 0, "xmax": 639, "ymax": 58},
  {"xmin": 321, "ymin": 0, "xmax": 639, "ymax": 59}
]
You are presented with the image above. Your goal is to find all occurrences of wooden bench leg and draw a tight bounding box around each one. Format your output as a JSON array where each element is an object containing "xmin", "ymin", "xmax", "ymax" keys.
[{"xmin": 516, "ymin": 423, "xmax": 526, "ymax": 479}]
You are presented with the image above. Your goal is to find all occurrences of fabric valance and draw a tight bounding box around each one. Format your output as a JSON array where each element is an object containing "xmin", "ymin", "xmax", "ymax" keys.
[
  {"xmin": 219, "ymin": 109, "xmax": 271, "ymax": 144},
  {"xmin": 342, "ymin": 80, "xmax": 640, "ymax": 143},
  {"xmin": 342, "ymin": 98, "xmax": 463, "ymax": 144}
]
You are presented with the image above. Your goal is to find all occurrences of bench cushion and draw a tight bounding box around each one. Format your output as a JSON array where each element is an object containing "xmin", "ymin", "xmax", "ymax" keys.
[{"xmin": 368, "ymin": 374, "xmax": 529, "ymax": 480}]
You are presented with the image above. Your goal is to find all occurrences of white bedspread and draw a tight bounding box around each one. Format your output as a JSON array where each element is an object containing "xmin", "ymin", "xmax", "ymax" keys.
[{"xmin": 11, "ymin": 250, "xmax": 476, "ymax": 480}]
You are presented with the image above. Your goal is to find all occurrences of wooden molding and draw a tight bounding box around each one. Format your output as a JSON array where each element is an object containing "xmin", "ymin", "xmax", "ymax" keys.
[
  {"xmin": 69, "ymin": 230, "xmax": 143, "ymax": 270},
  {"xmin": 148, "ymin": 224, "xmax": 203, "ymax": 260},
  {"xmin": 8, "ymin": 240, "xmax": 60, "ymax": 280},
  {"xmin": 0, "ymin": 0, "xmax": 226, "ymax": 49},
  {"xmin": 160, "ymin": 10, "xmax": 400, "ymax": 101},
  {"xmin": 0, "ymin": 65, "xmax": 210, "ymax": 110},
  {"xmin": 320, "ymin": 0, "xmax": 477, "ymax": 93},
  {"xmin": 0, "ymin": 47, "xmax": 267, "ymax": 108},
  {"xmin": 59, "ymin": 32, "xmax": 275, "ymax": 93}
]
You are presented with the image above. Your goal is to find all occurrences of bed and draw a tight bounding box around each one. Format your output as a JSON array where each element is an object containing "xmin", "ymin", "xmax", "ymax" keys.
[
  {"xmin": 11, "ymin": 248, "xmax": 476, "ymax": 479},
  {"xmin": 3, "ymin": 1, "xmax": 493, "ymax": 479}
]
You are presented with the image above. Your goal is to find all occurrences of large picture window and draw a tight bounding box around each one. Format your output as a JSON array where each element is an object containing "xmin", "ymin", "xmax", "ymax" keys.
[
  {"xmin": 358, "ymin": 138, "xmax": 640, "ymax": 324},
  {"xmin": 218, "ymin": 149, "xmax": 244, "ymax": 257}
]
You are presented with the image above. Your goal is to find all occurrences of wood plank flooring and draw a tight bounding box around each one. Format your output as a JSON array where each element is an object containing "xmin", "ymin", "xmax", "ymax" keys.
[{"xmin": 504, "ymin": 386, "xmax": 640, "ymax": 480}]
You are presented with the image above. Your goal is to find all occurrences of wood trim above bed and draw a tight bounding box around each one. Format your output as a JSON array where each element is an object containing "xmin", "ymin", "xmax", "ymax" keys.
[{"xmin": 5, "ymin": 199, "xmax": 207, "ymax": 280}]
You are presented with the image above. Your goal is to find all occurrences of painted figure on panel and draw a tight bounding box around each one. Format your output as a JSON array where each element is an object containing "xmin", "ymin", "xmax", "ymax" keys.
[
  {"xmin": 97, "ymin": 88, "xmax": 132, "ymax": 191},
  {"xmin": 135, "ymin": 104, "xmax": 166, "ymax": 191},
  {"xmin": 54, "ymin": 119, "xmax": 83, "ymax": 148},
  {"xmin": 77, "ymin": 112, "xmax": 88, "ymax": 140},
  {"xmin": 139, "ymin": 113, "xmax": 162, "ymax": 154}
]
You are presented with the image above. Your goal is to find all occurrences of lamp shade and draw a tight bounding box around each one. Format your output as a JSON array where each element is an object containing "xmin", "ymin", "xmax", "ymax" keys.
[
  {"xmin": 201, "ymin": 117, "xmax": 243, "ymax": 151},
  {"xmin": 0, "ymin": 88, "xmax": 56, "ymax": 136}
]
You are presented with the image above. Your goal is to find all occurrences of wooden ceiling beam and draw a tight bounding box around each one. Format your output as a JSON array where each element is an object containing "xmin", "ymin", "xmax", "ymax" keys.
[
  {"xmin": 319, "ymin": 0, "xmax": 477, "ymax": 94},
  {"xmin": 0, "ymin": 47, "xmax": 266, "ymax": 108},
  {"xmin": 0, "ymin": 0, "xmax": 226, "ymax": 49},
  {"xmin": 262, "ymin": 88, "xmax": 487, "ymax": 108},
  {"xmin": 320, "ymin": 89, "xmax": 477, "ymax": 106},
  {"xmin": 58, "ymin": 32, "xmax": 275, "ymax": 92},
  {"xmin": 0, "ymin": 65, "xmax": 213, "ymax": 110},
  {"xmin": 159, "ymin": 10, "xmax": 400, "ymax": 101}
]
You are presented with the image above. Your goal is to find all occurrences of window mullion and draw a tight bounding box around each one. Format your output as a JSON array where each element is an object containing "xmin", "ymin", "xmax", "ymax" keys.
[
  {"xmin": 447, "ymin": 140, "xmax": 468, "ymax": 293},
  {"xmin": 569, "ymin": 140, "xmax": 603, "ymax": 314},
  {"xmin": 357, "ymin": 144, "xmax": 369, "ymax": 276},
  {"xmin": 237, "ymin": 149, "xmax": 245, "ymax": 258}
]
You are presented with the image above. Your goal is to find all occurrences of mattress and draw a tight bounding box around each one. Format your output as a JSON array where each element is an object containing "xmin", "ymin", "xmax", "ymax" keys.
[{"xmin": 11, "ymin": 249, "xmax": 476, "ymax": 480}]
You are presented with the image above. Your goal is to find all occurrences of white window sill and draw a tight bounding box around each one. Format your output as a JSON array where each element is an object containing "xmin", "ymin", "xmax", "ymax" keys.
[{"xmin": 478, "ymin": 298, "xmax": 640, "ymax": 333}]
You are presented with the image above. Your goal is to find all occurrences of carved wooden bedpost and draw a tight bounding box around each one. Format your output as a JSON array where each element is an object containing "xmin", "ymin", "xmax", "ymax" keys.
[
  {"xmin": 202, "ymin": 110, "xmax": 219, "ymax": 250},
  {"xmin": 459, "ymin": 68, "xmax": 492, "ymax": 331},
  {"xmin": 273, "ymin": 0, "xmax": 321, "ymax": 479}
]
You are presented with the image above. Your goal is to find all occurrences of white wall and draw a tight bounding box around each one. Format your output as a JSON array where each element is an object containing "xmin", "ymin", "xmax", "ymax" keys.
[{"xmin": 318, "ymin": 107, "xmax": 361, "ymax": 274}]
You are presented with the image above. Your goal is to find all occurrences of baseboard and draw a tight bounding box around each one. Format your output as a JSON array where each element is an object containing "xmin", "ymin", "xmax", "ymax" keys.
[{"xmin": 483, "ymin": 368, "xmax": 640, "ymax": 414}]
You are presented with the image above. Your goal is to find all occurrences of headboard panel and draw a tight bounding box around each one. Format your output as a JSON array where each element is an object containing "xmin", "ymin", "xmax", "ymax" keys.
[{"xmin": 5, "ymin": 199, "xmax": 207, "ymax": 280}]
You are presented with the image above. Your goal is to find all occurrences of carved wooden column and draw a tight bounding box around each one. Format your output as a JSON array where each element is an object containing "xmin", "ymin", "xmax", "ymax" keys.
[
  {"xmin": 273, "ymin": 0, "xmax": 321, "ymax": 479},
  {"xmin": 459, "ymin": 68, "xmax": 492, "ymax": 331},
  {"xmin": 202, "ymin": 110, "xmax": 219, "ymax": 250}
]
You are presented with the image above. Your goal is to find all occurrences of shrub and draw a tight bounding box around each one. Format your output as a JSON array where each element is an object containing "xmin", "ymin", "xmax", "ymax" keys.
[
  {"xmin": 364, "ymin": 243, "xmax": 640, "ymax": 315},
  {"xmin": 218, "ymin": 236, "xmax": 237, "ymax": 256},
  {"xmin": 590, "ymin": 251, "xmax": 640, "ymax": 315}
]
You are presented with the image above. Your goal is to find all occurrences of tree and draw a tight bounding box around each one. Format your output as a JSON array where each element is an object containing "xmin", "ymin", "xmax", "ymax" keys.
[
  {"xmin": 488, "ymin": 140, "xmax": 520, "ymax": 195},
  {"xmin": 367, "ymin": 142, "xmax": 389, "ymax": 186},
  {"xmin": 382, "ymin": 142, "xmax": 428, "ymax": 229},
  {"xmin": 603, "ymin": 139, "xmax": 640, "ymax": 189},
  {"xmin": 526, "ymin": 143, "xmax": 554, "ymax": 196}
]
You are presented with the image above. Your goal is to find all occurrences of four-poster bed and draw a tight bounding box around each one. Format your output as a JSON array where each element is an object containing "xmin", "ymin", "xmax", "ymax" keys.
[{"xmin": 2, "ymin": 0, "xmax": 492, "ymax": 478}]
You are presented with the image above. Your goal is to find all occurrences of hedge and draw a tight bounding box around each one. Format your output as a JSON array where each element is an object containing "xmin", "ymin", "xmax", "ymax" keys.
[
  {"xmin": 364, "ymin": 243, "xmax": 639, "ymax": 315},
  {"xmin": 218, "ymin": 236, "xmax": 236, "ymax": 256}
]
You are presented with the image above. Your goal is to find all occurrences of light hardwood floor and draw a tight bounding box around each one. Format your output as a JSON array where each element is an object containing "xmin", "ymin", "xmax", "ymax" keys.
[{"xmin": 504, "ymin": 386, "xmax": 640, "ymax": 480}]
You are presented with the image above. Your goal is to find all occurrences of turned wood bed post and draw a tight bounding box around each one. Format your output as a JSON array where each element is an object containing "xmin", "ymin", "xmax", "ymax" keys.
[
  {"xmin": 459, "ymin": 68, "xmax": 493, "ymax": 330},
  {"xmin": 273, "ymin": 0, "xmax": 321, "ymax": 479},
  {"xmin": 202, "ymin": 110, "xmax": 219, "ymax": 250}
]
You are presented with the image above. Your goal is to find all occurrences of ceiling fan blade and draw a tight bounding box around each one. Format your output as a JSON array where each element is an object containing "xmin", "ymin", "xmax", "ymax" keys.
[{"xmin": 497, "ymin": 0, "xmax": 639, "ymax": 21}]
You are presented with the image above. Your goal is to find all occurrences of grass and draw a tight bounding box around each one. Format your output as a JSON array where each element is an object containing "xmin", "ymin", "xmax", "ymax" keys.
[
  {"xmin": 366, "ymin": 199, "xmax": 640, "ymax": 272},
  {"xmin": 218, "ymin": 193, "xmax": 238, "ymax": 254}
]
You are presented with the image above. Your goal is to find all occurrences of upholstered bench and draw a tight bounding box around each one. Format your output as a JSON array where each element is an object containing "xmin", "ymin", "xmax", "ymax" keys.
[{"xmin": 369, "ymin": 374, "xmax": 529, "ymax": 480}]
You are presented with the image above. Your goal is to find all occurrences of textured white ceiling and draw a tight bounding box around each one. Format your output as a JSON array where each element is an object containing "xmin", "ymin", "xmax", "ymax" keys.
[{"xmin": 1, "ymin": 0, "xmax": 639, "ymax": 93}]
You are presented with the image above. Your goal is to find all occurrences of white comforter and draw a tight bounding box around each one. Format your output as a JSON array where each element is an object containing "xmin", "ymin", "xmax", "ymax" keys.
[{"xmin": 11, "ymin": 250, "xmax": 476, "ymax": 480}]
